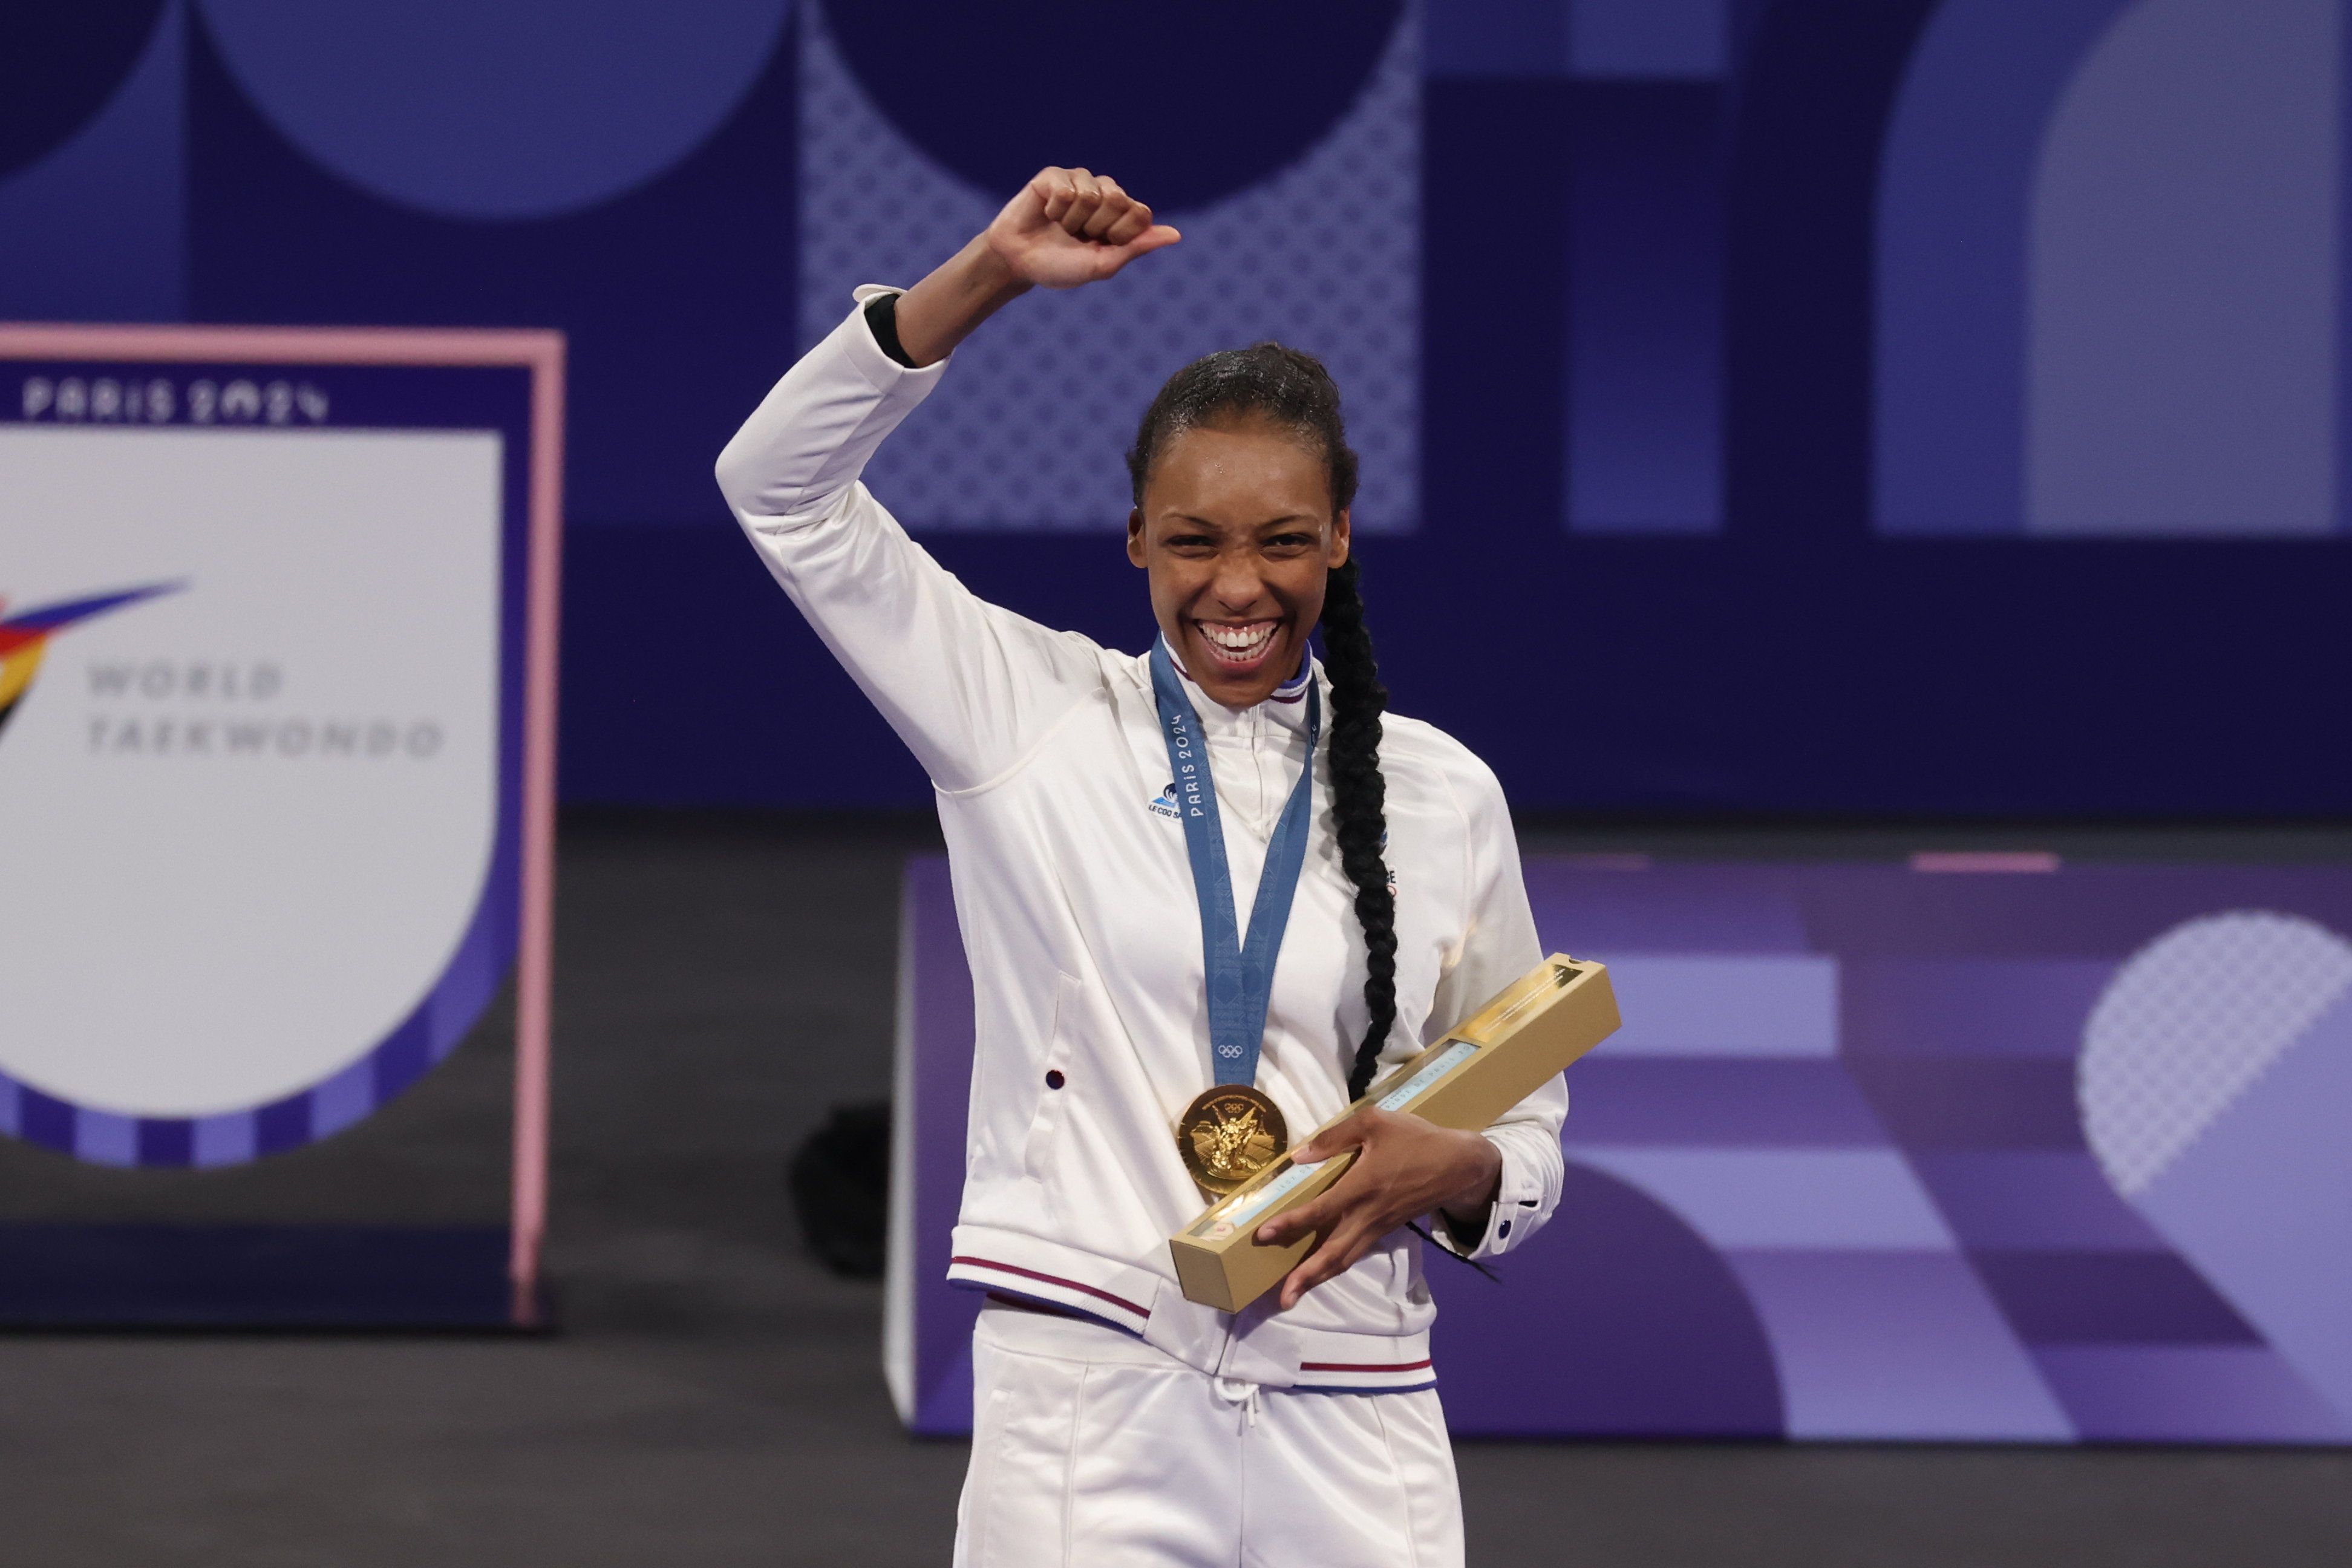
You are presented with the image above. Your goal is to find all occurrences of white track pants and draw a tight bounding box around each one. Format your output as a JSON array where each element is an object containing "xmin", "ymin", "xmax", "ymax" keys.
[{"xmin": 953, "ymin": 1305, "xmax": 1465, "ymax": 1567}]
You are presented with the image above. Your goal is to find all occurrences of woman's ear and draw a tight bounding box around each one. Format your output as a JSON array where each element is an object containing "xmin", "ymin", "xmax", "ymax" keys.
[
  {"xmin": 1126, "ymin": 507, "xmax": 1148, "ymax": 567},
  {"xmin": 1328, "ymin": 507, "xmax": 1351, "ymax": 569}
]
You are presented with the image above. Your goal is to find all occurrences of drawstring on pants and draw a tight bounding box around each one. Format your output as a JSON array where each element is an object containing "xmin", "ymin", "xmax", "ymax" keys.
[{"xmin": 1214, "ymin": 1376, "xmax": 1263, "ymax": 1429}]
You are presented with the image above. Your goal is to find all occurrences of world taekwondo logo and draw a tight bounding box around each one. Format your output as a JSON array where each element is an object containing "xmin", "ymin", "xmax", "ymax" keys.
[{"xmin": 0, "ymin": 584, "xmax": 180, "ymax": 743}]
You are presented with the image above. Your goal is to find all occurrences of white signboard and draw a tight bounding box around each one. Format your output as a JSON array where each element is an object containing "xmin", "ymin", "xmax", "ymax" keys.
[
  {"xmin": 1, "ymin": 426, "xmax": 498, "ymax": 1115},
  {"xmin": 0, "ymin": 326, "xmax": 561, "ymax": 1312}
]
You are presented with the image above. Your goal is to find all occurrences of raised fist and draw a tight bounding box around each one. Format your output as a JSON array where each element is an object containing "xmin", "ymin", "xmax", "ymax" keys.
[{"xmin": 983, "ymin": 166, "xmax": 1182, "ymax": 290}]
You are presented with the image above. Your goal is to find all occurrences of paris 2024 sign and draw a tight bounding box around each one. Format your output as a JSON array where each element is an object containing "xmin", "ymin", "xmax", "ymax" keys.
[{"xmin": 0, "ymin": 326, "xmax": 560, "ymax": 1295}]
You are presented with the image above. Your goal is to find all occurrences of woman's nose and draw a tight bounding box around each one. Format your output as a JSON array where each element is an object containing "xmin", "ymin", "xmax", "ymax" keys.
[{"xmin": 1209, "ymin": 556, "xmax": 1266, "ymax": 610}]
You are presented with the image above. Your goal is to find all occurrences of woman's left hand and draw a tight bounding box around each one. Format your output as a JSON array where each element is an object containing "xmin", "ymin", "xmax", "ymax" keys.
[{"xmin": 1252, "ymin": 1109, "xmax": 1502, "ymax": 1310}]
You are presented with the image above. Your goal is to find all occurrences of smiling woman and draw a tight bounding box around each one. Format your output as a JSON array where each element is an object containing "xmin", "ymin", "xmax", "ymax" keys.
[
  {"xmin": 714, "ymin": 166, "xmax": 1566, "ymax": 1568},
  {"xmin": 1119, "ymin": 346, "xmax": 1403, "ymax": 1108}
]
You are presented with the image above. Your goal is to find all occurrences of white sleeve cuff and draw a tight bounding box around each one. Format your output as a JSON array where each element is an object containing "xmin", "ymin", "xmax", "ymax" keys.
[{"xmin": 1435, "ymin": 1132, "xmax": 1548, "ymax": 1263}]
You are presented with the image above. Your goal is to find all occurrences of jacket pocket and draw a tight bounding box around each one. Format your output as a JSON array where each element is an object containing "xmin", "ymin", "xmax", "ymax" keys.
[{"xmin": 1021, "ymin": 971, "xmax": 1085, "ymax": 1183}]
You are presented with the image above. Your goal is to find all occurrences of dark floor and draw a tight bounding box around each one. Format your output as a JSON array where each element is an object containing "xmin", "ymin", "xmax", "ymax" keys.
[{"xmin": 2, "ymin": 812, "xmax": 2350, "ymax": 1565}]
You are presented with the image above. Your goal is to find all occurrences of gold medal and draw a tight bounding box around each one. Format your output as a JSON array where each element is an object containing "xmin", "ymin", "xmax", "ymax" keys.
[{"xmin": 1176, "ymin": 1085, "xmax": 1289, "ymax": 1197}]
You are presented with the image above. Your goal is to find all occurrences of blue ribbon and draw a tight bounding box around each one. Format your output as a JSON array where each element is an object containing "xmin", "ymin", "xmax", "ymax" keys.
[{"xmin": 1149, "ymin": 636, "xmax": 1322, "ymax": 1087}]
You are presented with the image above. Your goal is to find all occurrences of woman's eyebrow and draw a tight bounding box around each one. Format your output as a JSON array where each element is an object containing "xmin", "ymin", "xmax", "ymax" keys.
[{"xmin": 1162, "ymin": 512, "xmax": 1318, "ymax": 529}]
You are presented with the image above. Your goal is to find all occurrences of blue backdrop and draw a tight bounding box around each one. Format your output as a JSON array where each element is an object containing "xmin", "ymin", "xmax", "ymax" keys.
[{"xmin": 8, "ymin": 1, "xmax": 2350, "ymax": 815}]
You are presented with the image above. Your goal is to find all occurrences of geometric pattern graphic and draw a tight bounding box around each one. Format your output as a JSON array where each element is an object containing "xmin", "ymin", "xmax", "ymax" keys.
[
  {"xmin": 15, "ymin": 1, "xmax": 2352, "ymax": 820},
  {"xmin": 1877, "ymin": 0, "xmax": 2349, "ymax": 536},
  {"xmin": 2102, "ymin": 927, "xmax": 2352, "ymax": 1430},
  {"xmin": 2028, "ymin": 0, "xmax": 2343, "ymax": 536},
  {"xmin": 195, "ymin": 0, "xmax": 792, "ymax": 218},
  {"xmin": 2081, "ymin": 910, "xmax": 2352, "ymax": 1195},
  {"xmin": 1428, "ymin": 0, "xmax": 1734, "ymax": 535},
  {"xmin": 895, "ymin": 853, "xmax": 2352, "ymax": 1440},
  {"xmin": 1427, "ymin": 0, "xmax": 1733, "ymax": 534},
  {"xmin": 0, "ymin": 2, "xmax": 186, "ymax": 324},
  {"xmin": 799, "ymin": 2, "xmax": 1420, "ymax": 531},
  {"xmin": 1532, "ymin": 873, "xmax": 2069, "ymax": 1440},
  {"xmin": 1497, "ymin": 860, "xmax": 2352, "ymax": 1442}
]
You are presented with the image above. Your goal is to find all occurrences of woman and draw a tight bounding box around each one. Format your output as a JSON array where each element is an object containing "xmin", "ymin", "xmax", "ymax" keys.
[{"xmin": 717, "ymin": 168, "xmax": 1566, "ymax": 1566}]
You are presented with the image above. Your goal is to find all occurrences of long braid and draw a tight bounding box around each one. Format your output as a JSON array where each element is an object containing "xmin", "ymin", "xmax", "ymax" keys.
[
  {"xmin": 1126, "ymin": 342, "xmax": 1399, "ymax": 1100},
  {"xmin": 1326, "ymin": 557, "xmax": 1496, "ymax": 1279},
  {"xmin": 1320, "ymin": 558, "xmax": 1398, "ymax": 1099}
]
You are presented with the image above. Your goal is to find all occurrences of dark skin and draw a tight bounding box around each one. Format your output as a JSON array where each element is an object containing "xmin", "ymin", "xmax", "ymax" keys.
[
  {"xmin": 1124, "ymin": 415, "xmax": 1341, "ymax": 707},
  {"xmin": 895, "ymin": 167, "xmax": 1503, "ymax": 1308}
]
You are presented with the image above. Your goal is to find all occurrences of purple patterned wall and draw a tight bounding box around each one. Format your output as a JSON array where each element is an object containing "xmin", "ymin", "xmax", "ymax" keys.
[
  {"xmin": 798, "ymin": 4, "xmax": 1421, "ymax": 532},
  {"xmin": 15, "ymin": 3, "xmax": 2352, "ymax": 818}
]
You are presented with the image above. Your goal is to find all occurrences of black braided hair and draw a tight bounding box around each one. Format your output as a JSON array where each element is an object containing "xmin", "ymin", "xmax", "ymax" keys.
[
  {"xmin": 1318, "ymin": 556, "xmax": 1399, "ymax": 1099},
  {"xmin": 1126, "ymin": 344, "xmax": 1399, "ymax": 1100}
]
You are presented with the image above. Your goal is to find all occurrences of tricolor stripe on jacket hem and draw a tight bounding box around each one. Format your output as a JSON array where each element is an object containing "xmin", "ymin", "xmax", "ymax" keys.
[
  {"xmin": 947, "ymin": 1255, "xmax": 1152, "ymax": 1337},
  {"xmin": 1292, "ymin": 1357, "xmax": 1437, "ymax": 1394},
  {"xmin": 949, "ymin": 1254, "xmax": 1440, "ymax": 1393}
]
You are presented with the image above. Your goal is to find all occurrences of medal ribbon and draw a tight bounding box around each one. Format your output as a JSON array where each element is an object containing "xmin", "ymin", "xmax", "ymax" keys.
[{"xmin": 1149, "ymin": 636, "xmax": 1322, "ymax": 1088}]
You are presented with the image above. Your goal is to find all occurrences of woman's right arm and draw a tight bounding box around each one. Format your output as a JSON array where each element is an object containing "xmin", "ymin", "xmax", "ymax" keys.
[{"xmin": 713, "ymin": 169, "xmax": 1178, "ymax": 792}]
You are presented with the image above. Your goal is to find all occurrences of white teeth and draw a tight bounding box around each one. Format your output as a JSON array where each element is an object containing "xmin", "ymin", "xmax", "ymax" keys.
[{"xmin": 1199, "ymin": 622, "xmax": 1276, "ymax": 661}]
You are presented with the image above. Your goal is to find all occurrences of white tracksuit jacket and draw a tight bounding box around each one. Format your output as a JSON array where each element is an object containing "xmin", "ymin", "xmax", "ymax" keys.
[{"xmin": 717, "ymin": 292, "xmax": 1568, "ymax": 1394}]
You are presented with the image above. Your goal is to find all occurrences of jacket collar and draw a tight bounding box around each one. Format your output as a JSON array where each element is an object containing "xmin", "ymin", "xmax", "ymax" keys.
[{"xmin": 1163, "ymin": 648, "xmax": 1321, "ymax": 739}]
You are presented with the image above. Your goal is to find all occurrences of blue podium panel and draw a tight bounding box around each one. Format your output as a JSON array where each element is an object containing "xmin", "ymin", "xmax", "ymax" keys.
[{"xmin": 890, "ymin": 853, "xmax": 2352, "ymax": 1443}]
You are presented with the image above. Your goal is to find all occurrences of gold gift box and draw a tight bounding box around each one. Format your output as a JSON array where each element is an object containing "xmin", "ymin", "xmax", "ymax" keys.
[{"xmin": 1168, "ymin": 954, "xmax": 1621, "ymax": 1313}]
